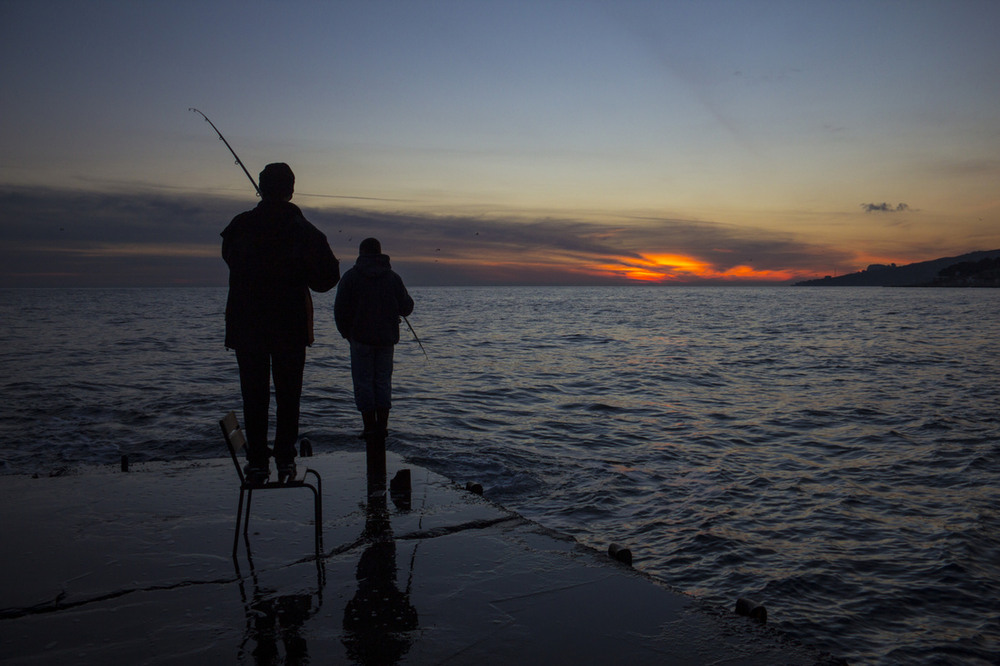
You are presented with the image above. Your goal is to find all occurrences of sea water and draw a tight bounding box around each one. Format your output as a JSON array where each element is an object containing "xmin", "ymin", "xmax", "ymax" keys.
[{"xmin": 1, "ymin": 286, "xmax": 998, "ymax": 664}]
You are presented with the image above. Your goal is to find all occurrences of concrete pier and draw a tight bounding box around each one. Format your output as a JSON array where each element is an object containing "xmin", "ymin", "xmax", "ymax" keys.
[{"xmin": 0, "ymin": 452, "xmax": 835, "ymax": 664}]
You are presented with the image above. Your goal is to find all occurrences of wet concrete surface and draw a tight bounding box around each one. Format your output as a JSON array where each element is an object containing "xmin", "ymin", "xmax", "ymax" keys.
[{"xmin": 0, "ymin": 452, "xmax": 837, "ymax": 664}]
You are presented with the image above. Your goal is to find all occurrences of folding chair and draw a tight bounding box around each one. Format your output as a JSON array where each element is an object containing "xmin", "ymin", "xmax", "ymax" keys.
[{"xmin": 220, "ymin": 411, "xmax": 323, "ymax": 557}]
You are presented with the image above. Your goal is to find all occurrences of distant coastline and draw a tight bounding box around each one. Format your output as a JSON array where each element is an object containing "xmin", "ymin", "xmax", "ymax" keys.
[{"xmin": 794, "ymin": 249, "xmax": 1000, "ymax": 287}]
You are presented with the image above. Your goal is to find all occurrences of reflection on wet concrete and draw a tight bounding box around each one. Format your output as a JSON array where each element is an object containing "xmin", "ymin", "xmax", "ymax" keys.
[
  {"xmin": 243, "ymin": 587, "xmax": 315, "ymax": 664},
  {"xmin": 235, "ymin": 537, "xmax": 325, "ymax": 664},
  {"xmin": 232, "ymin": 470, "xmax": 420, "ymax": 665},
  {"xmin": 0, "ymin": 454, "xmax": 832, "ymax": 665},
  {"xmin": 341, "ymin": 474, "xmax": 419, "ymax": 664}
]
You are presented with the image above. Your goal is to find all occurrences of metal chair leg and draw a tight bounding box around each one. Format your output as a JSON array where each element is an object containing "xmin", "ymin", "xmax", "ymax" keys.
[
  {"xmin": 311, "ymin": 486, "xmax": 322, "ymax": 554},
  {"xmin": 306, "ymin": 470, "xmax": 324, "ymax": 554},
  {"xmin": 243, "ymin": 489, "xmax": 254, "ymax": 537},
  {"xmin": 234, "ymin": 475, "xmax": 323, "ymax": 556},
  {"xmin": 233, "ymin": 488, "xmax": 246, "ymax": 558}
]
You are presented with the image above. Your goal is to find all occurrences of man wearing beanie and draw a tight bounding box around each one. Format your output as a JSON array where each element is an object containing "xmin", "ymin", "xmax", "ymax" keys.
[
  {"xmin": 222, "ymin": 162, "xmax": 340, "ymax": 484},
  {"xmin": 334, "ymin": 237, "xmax": 414, "ymax": 481}
]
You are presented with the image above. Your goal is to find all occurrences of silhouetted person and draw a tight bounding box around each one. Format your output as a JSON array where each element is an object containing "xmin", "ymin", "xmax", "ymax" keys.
[
  {"xmin": 222, "ymin": 162, "xmax": 339, "ymax": 484},
  {"xmin": 334, "ymin": 238, "xmax": 413, "ymax": 480}
]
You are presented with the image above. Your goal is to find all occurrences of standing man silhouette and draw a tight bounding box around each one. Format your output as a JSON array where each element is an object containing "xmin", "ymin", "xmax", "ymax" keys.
[
  {"xmin": 334, "ymin": 238, "xmax": 414, "ymax": 481},
  {"xmin": 222, "ymin": 162, "xmax": 340, "ymax": 483}
]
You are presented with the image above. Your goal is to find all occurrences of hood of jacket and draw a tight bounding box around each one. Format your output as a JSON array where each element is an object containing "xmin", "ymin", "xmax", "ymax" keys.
[{"xmin": 355, "ymin": 253, "xmax": 392, "ymax": 279}]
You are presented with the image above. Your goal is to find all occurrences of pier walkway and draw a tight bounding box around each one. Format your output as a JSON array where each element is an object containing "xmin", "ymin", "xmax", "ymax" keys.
[{"xmin": 0, "ymin": 452, "xmax": 835, "ymax": 664}]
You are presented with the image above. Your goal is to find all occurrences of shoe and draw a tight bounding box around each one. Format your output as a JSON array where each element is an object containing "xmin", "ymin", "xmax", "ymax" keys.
[
  {"xmin": 243, "ymin": 463, "xmax": 269, "ymax": 485},
  {"xmin": 277, "ymin": 462, "xmax": 297, "ymax": 483}
]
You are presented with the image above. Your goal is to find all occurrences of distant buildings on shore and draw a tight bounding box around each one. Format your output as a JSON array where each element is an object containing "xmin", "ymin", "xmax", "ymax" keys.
[{"xmin": 795, "ymin": 249, "xmax": 1000, "ymax": 287}]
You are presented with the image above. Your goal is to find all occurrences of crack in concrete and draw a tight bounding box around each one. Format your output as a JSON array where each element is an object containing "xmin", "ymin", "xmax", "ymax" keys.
[
  {"xmin": 0, "ymin": 576, "xmax": 238, "ymax": 620},
  {"xmin": 1, "ymin": 515, "xmax": 526, "ymax": 621}
]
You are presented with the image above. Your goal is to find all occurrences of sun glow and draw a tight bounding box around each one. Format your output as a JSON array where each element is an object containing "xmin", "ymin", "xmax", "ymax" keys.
[{"xmin": 589, "ymin": 253, "xmax": 799, "ymax": 283}]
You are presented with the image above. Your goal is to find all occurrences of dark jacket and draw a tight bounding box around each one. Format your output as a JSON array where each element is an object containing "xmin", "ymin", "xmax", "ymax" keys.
[
  {"xmin": 334, "ymin": 253, "xmax": 414, "ymax": 346},
  {"xmin": 222, "ymin": 201, "xmax": 339, "ymax": 350}
]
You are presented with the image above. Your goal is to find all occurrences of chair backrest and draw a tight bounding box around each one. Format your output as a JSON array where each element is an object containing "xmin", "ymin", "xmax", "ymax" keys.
[{"xmin": 220, "ymin": 411, "xmax": 248, "ymax": 483}]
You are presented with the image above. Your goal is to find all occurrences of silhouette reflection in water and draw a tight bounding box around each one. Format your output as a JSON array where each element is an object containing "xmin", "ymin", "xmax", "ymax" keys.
[
  {"xmin": 342, "ymin": 473, "xmax": 419, "ymax": 664},
  {"xmin": 235, "ymin": 537, "xmax": 325, "ymax": 665}
]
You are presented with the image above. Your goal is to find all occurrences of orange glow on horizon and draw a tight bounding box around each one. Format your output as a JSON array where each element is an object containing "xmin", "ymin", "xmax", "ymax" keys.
[
  {"xmin": 588, "ymin": 252, "xmax": 801, "ymax": 283},
  {"xmin": 415, "ymin": 249, "xmax": 809, "ymax": 284},
  {"xmin": 641, "ymin": 253, "xmax": 712, "ymax": 275}
]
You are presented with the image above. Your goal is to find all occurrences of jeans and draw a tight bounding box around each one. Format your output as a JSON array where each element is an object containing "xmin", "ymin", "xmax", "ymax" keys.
[
  {"xmin": 236, "ymin": 345, "xmax": 306, "ymax": 466},
  {"xmin": 349, "ymin": 340, "xmax": 394, "ymax": 412}
]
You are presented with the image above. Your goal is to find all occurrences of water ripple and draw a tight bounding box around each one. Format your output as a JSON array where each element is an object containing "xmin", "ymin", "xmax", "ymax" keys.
[{"xmin": 2, "ymin": 286, "xmax": 1000, "ymax": 664}]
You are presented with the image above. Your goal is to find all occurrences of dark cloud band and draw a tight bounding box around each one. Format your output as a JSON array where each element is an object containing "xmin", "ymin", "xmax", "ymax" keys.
[{"xmin": 0, "ymin": 185, "xmax": 847, "ymax": 287}]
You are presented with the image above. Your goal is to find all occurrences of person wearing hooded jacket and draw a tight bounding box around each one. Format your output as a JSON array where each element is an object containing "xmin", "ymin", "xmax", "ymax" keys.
[
  {"xmin": 334, "ymin": 238, "xmax": 414, "ymax": 471},
  {"xmin": 222, "ymin": 162, "xmax": 340, "ymax": 484}
]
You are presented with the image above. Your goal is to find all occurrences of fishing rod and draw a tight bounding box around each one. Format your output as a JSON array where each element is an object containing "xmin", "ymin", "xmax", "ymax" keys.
[
  {"xmin": 189, "ymin": 108, "xmax": 260, "ymax": 197},
  {"xmin": 192, "ymin": 107, "xmax": 429, "ymax": 359},
  {"xmin": 403, "ymin": 316, "xmax": 428, "ymax": 359}
]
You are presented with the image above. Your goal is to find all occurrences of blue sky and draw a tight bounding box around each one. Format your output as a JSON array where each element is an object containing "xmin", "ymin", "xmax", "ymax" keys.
[{"xmin": 2, "ymin": 0, "xmax": 998, "ymax": 286}]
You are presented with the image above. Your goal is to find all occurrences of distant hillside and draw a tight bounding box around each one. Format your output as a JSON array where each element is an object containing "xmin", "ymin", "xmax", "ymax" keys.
[
  {"xmin": 928, "ymin": 255, "xmax": 1000, "ymax": 287},
  {"xmin": 794, "ymin": 250, "xmax": 1000, "ymax": 287}
]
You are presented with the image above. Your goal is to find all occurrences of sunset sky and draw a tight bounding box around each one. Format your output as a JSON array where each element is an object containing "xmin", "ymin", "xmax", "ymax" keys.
[{"xmin": 2, "ymin": 0, "xmax": 999, "ymax": 286}]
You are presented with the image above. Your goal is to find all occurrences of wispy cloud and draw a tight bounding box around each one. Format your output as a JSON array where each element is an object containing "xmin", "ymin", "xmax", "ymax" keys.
[{"xmin": 861, "ymin": 202, "xmax": 910, "ymax": 213}]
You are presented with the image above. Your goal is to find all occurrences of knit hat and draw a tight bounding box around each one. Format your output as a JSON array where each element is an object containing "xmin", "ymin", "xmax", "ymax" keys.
[{"xmin": 359, "ymin": 238, "xmax": 381, "ymax": 255}]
